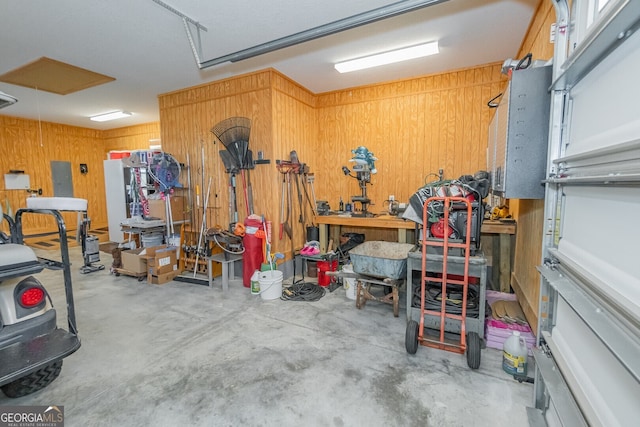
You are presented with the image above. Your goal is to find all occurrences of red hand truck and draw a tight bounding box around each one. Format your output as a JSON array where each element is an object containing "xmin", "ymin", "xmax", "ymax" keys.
[{"xmin": 405, "ymin": 196, "xmax": 482, "ymax": 369}]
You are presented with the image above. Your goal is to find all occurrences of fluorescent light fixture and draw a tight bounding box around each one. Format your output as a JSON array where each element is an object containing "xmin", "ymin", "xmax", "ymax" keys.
[
  {"xmin": 335, "ymin": 41, "xmax": 439, "ymax": 73},
  {"xmin": 89, "ymin": 111, "xmax": 132, "ymax": 122}
]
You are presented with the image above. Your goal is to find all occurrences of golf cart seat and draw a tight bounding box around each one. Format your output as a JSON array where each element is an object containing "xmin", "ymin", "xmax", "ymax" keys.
[
  {"xmin": 26, "ymin": 196, "xmax": 88, "ymax": 212},
  {"xmin": 0, "ymin": 202, "xmax": 43, "ymax": 278},
  {"xmin": 0, "ymin": 244, "xmax": 44, "ymax": 279}
]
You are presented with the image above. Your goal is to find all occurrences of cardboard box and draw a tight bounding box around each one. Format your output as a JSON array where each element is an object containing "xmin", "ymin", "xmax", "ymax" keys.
[
  {"xmin": 148, "ymin": 269, "xmax": 181, "ymax": 285},
  {"xmin": 147, "ymin": 196, "xmax": 185, "ymax": 221},
  {"xmin": 145, "ymin": 245, "xmax": 178, "ymax": 276},
  {"xmin": 120, "ymin": 248, "xmax": 148, "ymax": 274}
]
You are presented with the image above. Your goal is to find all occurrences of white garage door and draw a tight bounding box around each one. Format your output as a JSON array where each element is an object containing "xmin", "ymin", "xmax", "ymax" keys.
[{"xmin": 533, "ymin": 1, "xmax": 640, "ymax": 426}]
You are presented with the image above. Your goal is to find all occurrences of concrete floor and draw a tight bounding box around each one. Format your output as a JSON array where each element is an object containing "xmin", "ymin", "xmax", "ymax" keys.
[{"xmin": 1, "ymin": 246, "xmax": 533, "ymax": 426}]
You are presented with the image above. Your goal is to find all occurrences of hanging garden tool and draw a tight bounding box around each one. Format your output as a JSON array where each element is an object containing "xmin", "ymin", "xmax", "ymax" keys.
[
  {"xmin": 278, "ymin": 171, "xmax": 289, "ymax": 240},
  {"xmin": 304, "ymin": 172, "xmax": 318, "ymax": 220},
  {"xmin": 276, "ymin": 158, "xmax": 297, "ymax": 241},
  {"xmin": 287, "ymin": 150, "xmax": 317, "ymax": 230},
  {"xmin": 289, "ymin": 151, "xmax": 307, "ymax": 240},
  {"xmin": 211, "ymin": 117, "xmax": 255, "ymax": 218}
]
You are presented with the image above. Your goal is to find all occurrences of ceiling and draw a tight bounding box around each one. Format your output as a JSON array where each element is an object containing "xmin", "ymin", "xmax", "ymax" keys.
[{"xmin": 0, "ymin": 0, "xmax": 540, "ymax": 130}]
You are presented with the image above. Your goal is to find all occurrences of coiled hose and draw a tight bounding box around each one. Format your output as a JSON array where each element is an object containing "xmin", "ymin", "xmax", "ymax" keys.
[
  {"xmin": 281, "ymin": 282, "xmax": 326, "ymax": 302},
  {"xmin": 411, "ymin": 280, "xmax": 492, "ymax": 318}
]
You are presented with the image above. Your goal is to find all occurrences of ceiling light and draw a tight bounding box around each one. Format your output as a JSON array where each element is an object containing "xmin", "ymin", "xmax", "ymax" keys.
[
  {"xmin": 89, "ymin": 111, "xmax": 132, "ymax": 122},
  {"xmin": 335, "ymin": 41, "xmax": 439, "ymax": 73}
]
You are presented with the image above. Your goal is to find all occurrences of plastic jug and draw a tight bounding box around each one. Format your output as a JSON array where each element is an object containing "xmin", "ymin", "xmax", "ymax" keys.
[
  {"xmin": 250, "ymin": 270, "xmax": 261, "ymax": 295},
  {"xmin": 502, "ymin": 331, "xmax": 528, "ymax": 376}
]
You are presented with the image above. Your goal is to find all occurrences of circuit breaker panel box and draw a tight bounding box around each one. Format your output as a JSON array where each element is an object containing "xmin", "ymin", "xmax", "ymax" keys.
[{"xmin": 488, "ymin": 65, "xmax": 551, "ymax": 199}]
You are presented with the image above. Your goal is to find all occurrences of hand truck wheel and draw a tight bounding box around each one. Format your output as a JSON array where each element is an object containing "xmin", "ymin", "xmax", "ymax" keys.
[
  {"xmin": 405, "ymin": 320, "xmax": 419, "ymax": 354},
  {"xmin": 466, "ymin": 332, "xmax": 481, "ymax": 369}
]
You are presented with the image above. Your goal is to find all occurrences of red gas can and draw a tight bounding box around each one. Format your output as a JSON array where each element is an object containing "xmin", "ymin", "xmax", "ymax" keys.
[
  {"xmin": 317, "ymin": 260, "xmax": 338, "ymax": 287},
  {"xmin": 242, "ymin": 218, "xmax": 264, "ymax": 288}
]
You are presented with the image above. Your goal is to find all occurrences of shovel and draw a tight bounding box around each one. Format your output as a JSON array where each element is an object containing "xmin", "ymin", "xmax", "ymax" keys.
[
  {"xmin": 279, "ymin": 173, "xmax": 286, "ymax": 240},
  {"xmin": 284, "ymin": 172, "xmax": 293, "ymax": 240}
]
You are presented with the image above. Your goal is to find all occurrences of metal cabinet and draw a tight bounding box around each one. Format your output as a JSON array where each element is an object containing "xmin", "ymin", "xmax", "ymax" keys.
[{"xmin": 488, "ymin": 65, "xmax": 551, "ymax": 199}]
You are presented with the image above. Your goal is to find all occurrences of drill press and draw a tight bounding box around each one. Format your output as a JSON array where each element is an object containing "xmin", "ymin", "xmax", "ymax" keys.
[{"xmin": 342, "ymin": 164, "xmax": 373, "ymax": 217}]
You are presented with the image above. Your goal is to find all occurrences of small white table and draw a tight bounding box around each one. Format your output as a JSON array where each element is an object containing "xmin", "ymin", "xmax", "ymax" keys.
[{"xmin": 206, "ymin": 253, "xmax": 243, "ymax": 291}]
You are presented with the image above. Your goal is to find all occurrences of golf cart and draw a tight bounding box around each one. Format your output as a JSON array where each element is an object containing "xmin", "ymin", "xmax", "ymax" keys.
[{"xmin": 0, "ymin": 198, "xmax": 83, "ymax": 397}]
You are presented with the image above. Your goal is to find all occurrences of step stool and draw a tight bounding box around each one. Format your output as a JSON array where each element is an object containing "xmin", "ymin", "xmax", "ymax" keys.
[{"xmin": 207, "ymin": 253, "xmax": 242, "ymax": 292}]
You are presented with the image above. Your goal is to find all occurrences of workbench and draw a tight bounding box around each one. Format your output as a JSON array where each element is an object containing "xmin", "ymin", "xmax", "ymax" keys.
[
  {"xmin": 120, "ymin": 218, "xmax": 166, "ymax": 245},
  {"xmin": 316, "ymin": 215, "xmax": 516, "ymax": 292},
  {"xmin": 480, "ymin": 220, "xmax": 516, "ymax": 292},
  {"xmin": 315, "ymin": 214, "xmax": 414, "ymax": 253}
]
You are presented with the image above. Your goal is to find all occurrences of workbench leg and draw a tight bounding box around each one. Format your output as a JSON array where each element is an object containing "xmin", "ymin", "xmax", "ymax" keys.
[
  {"xmin": 207, "ymin": 258, "xmax": 213, "ymax": 288},
  {"xmin": 228, "ymin": 261, "xmax": 235, "ymax": 282},
  {"xmin": 221, "ymin": 261, "xmax": 229, "ymax": 292},
  {"xmin": 319, "ymin": 224, "xmax": 328, "ymax": 253},
  {"xmin": 398, "ymin": 228, "xmax": 407, "ymax": 243},
  {"xmin": 499, "ymin": 233, "xmax": 511, "ymax": 293}
]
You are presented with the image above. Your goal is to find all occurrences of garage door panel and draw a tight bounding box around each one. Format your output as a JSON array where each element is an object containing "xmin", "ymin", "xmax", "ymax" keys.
[
  {"xmin": 557, "ymin": 186, "xmax": 640, "ymax": 322},
  {"xmin": 552, "ymin": 297, "xmax": 640, "ymax": 427},
  {"xmin": 567, "ymin": 30, "xmax": 640, "ymax": 156}
]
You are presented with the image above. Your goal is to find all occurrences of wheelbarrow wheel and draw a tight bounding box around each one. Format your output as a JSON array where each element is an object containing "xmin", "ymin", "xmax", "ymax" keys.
[
  {"xmin": 466, "ymin": 332, "xmax": 481, "ymax": 369},
  {"xmin": 405, "ymin": 320, "xmax": 419, "ymax": 354}
]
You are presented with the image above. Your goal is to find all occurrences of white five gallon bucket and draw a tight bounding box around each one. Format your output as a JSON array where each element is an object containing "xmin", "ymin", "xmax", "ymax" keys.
[
  {"xmin": 141, "ymin": 232, "xmax": 164, "ymax": 247},
  {"xmin": 258, "ymin": 270, "xmax": 283, "ymax": 301},
  {"xmin": 342, "ymin": 264, "xmax": 357, "ymax": 300}
]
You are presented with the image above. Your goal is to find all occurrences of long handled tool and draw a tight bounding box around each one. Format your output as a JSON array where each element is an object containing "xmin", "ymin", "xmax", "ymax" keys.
[
  {"xmin": 186, "ymin": 153, "xmax": 193, "ymax": 227},
  {"xmin": 211, "ymin": 117, "xmax": 254, "ymax": 218},
  {"xmin": 193, "ymin": 177, "xmax": 212, "ymax": 278},
  {"xmin": 306, "ymin": 173, "xmax": 318, "ymax": 218},
  {"xmin": 285, "ymin": 170, "xmax": 293, "ymax": 240},
  {"xmin": 229, "ymin": 174, "xmax": 238, "ymax": 229},
  {"xmin": 293, "ymin": 172, "xmax": 305, "ymax": 238},
  {"xmin": 279, "ymin": 172, "xmax": 286, "ymax": 240},
  {"xmin": 301, "ymin": 171, "xmax": 317, "ymax": 225}
]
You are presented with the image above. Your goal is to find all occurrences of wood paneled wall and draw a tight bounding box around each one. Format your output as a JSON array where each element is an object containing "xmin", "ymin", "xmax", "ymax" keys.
[
  {"xmin": 103, "ymin": 122, "xmax": 160, "ymax": 152},
  {"xmin": 270, "ymin": 73, "xmax": 319, "ymax": 255},
  {"xmin": 158, "ymin": 70, "xmax": 281, "ymax": 252},
  {"xmin": 0, "ymin": 115, "xmax": 103, "ymax": 232},
  {"xmin": 0, "ymin": 116, "xmax": 160, "ymax": 235},
  {"xmin": 511, "ymin": 0, "xmax": 556, "ymax": 332},
  {"xmin": 158, "ymin": 66, "xmax": 507, "ymax": 260},
  {"xmin": 315, "ymin": 64, "xmax": 505, "ymax": 212}
]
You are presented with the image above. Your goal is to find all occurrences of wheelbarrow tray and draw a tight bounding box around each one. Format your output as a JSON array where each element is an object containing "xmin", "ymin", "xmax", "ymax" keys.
[{"xmin": 349, "ymin": 241, "xmax": 414, "ymax": 280}]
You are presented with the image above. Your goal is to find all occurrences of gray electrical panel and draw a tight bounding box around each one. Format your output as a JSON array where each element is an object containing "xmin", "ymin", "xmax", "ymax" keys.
[{"xmin": 488, "ymin": 65, "xmax": 551, "ymax": 199}]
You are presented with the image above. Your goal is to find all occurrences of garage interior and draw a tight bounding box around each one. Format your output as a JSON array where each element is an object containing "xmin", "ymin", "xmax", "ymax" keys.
[{"xmin": 1, "ymin": 1, "xmax": 639, "ymax": 426}]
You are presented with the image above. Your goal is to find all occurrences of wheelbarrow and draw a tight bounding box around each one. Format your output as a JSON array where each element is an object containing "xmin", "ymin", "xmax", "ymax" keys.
[
  {"xmin": 327, "ymin": 269, "xmax": 404, "ymax": 316},
  {"xmin": 328, "ymin": 241, "xmax": 415, "ymax": 317}
]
